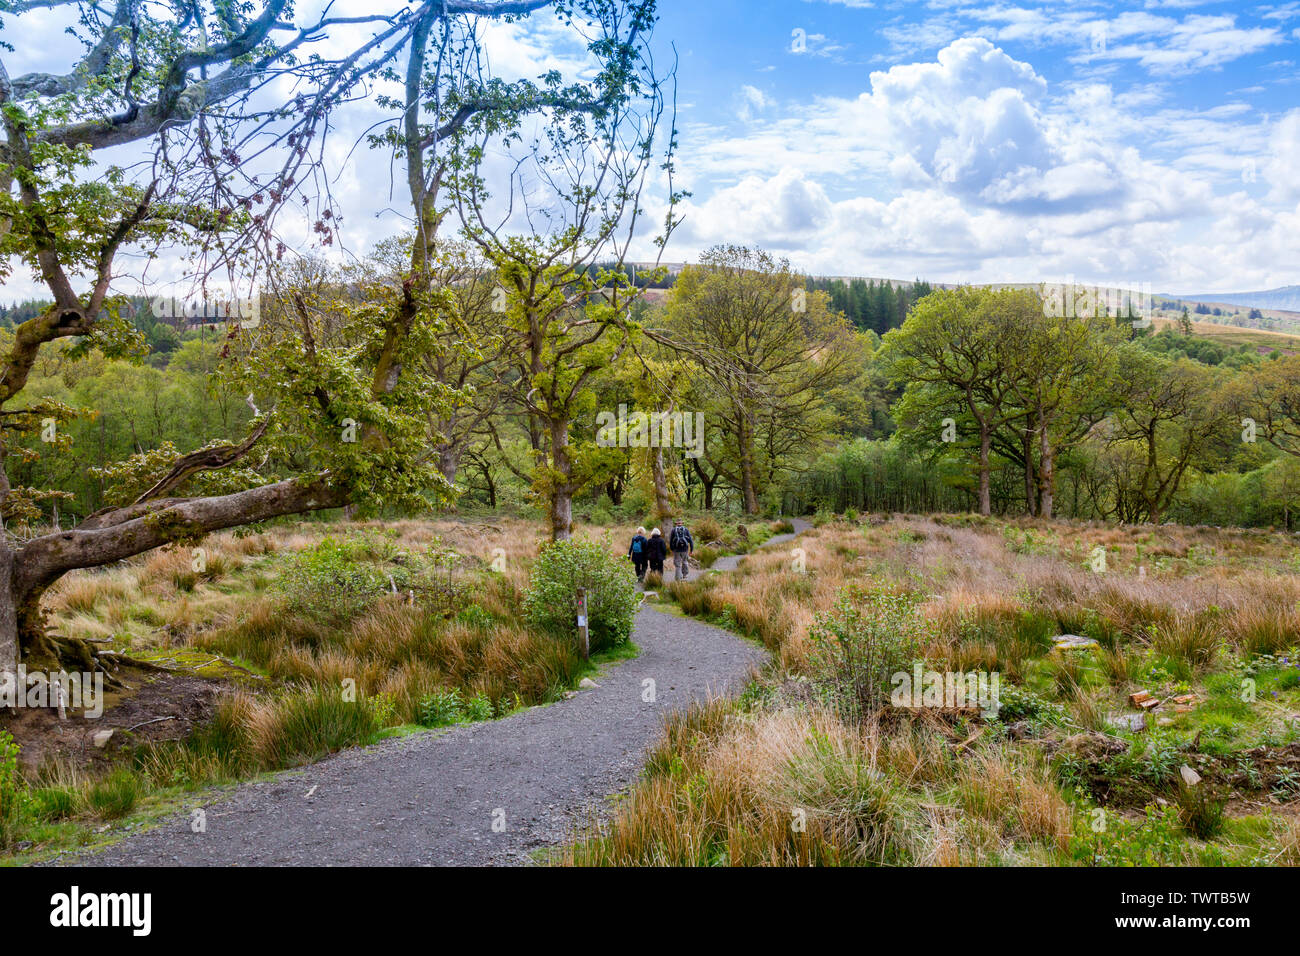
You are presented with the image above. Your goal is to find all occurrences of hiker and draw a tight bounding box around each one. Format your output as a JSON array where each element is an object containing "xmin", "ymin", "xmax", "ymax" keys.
[
  {"xmin": 628, "ymin": 526, "xmax": 649, "ymax": 580},
  {"xmin": 669, "ymin": 518, "xmax": 694, "ymax": 581},
  {"xmin": 646, "ymin": 527, "xmax": 667, "ymax": 576}
]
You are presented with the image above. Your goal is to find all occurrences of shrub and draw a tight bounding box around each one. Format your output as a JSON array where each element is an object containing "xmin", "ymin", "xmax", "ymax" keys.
[
  {"xmin": 277, "ymin": 536, "xmax": 402, "ymax": 620},
  {"xmin": 0, "ymin": 732, "xmax": 23, "ymax": 848},
  {"xmin": 695, "ymin": 546, "xmax": 718, "ymax": 569},
  {"xmin": 418, "ymin": 688, "xmax": 464, "ymax": 726},
  {"xmin": 370, "ymin": 692, "xmax": 399, "ymax": 729},
  {"xmin": 523, "ymin": 536, "xmax": 638, "ymax": 653},
  {"xmin": 277, "ymin": 533, "xmax": 453, "ymax": 622},
  {"xmin": 808, "ymin": 585, "xmax": 927, "ymax": 721},
  {"xmin": 463, "ymin": 693, "xmax": 494, "ymax": 722}
]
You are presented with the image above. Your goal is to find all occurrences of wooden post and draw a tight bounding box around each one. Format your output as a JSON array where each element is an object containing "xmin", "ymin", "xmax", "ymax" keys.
[{"xmin": 576, "ymin": 587, "xmax": 589, "ymax": 660}]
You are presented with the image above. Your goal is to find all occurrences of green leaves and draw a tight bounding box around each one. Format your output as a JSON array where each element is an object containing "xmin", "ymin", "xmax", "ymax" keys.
[{"xmin": 523, "ymin": 535, "xmax": 637, "ymax": 652}]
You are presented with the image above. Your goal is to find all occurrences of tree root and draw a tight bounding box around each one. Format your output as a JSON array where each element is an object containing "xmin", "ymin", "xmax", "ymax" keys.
[{"xmin": 20, "ymin": 632, "xmax": 165, "ymax": 691}]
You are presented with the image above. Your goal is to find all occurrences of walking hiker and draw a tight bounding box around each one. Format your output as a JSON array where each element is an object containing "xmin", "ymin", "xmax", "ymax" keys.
[
  {"xmin": 646, "ymin": 527, "xmax": 667, "ymax": 576},
  {"xmin": 628, "ymin": 526, "xmax": 649, "ymax": 581},
  {"xmin": 669, "ymin": 518, "xmax": 694, "ymax": 581}
]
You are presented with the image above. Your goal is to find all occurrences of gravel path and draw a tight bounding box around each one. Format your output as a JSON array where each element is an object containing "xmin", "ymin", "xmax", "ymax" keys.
[{"xmin": 66, "ymin": 518, "xmax": 810, "ymax": 867}]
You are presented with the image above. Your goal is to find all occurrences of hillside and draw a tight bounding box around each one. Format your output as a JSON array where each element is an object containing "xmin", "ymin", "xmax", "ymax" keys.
[{"xmin": 1172, "ymin": 285, "xmax": 1300, "ymax": 314}]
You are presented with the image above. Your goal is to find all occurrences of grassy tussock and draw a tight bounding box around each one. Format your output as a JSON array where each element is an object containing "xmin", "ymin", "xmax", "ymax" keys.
[{"xmin": 563, "ymin": 699, "xmax": 1072, "ymax": 866}]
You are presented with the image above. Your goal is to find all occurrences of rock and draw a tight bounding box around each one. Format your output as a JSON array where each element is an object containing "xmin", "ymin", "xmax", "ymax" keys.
[
  {"xmin": 1109, "ymin": 713, "xmax": 1146, "ymax": 732},
  {"xmin": 578, "ymin": 678, "xmax": 599, "ymax": 689},
  {"xmin": 1180, "ymin": 765, "xmax": 1202, "ymax": 786},
  {"xmin": 1053, "ymin": 634, "xmax": 1099, "ymax": 651},
  {"xmin": 1157, "ymin": 717, "xmax": 1175, "ymax": 727},
  {"xmin": 92, "ymin": 729, "xmax": 114, "ymax": 748}
]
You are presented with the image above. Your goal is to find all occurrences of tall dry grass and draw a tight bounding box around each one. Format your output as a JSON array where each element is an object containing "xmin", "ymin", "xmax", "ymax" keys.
[
  {"xmin": 662, "ymin": 515, "xmax": 1300, "ymax": 679},
  {"xmin": 561, "ymin": 698, "xmax": 1073, "ymax": 867}
]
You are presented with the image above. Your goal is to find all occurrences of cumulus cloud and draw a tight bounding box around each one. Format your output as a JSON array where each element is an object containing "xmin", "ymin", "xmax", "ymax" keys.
[
  {"xmin": 661, "ymin": 30, "xmax": 1296, "ymax": 291},
  {"xmin": 676, "ymin": 168, "xmax": 834, "ymax": 249},
  {"xmin": 865, "ymin": 38, "xmax": 1131, "ymax": 213},
  {"xmin": 1264, "ymin": 107, "xmax": 1300, "ymax": 201}
]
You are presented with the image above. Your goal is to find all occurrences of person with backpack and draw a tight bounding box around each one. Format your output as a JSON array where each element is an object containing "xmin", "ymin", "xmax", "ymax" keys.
[
  {"xmin": 646, "ymin": 527, "xmax": 668, "ymax": 577},
  {"xmin": 669, "ymin": 518, "xmax": 694, "ymax": 581},
  {"xmin": 628, "ymin": 526, "xmax": 649, "ymax": 581}
]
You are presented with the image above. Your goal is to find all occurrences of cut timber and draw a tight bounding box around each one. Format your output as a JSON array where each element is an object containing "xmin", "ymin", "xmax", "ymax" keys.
[{"xmin": 1129, "ymin": 690, "xmax": 1152, "ymax": 706}]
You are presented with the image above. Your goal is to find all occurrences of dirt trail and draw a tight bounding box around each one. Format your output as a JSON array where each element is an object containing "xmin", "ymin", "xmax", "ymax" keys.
[{"xmin": 63, "ymin": 519, "xmax": 811, "ymax": 867}]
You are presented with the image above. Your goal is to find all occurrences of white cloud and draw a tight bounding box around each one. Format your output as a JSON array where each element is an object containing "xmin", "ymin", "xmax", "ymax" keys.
[{"xmin": 1264, "ymin": 107, "xmax": 1300, "ymax": 200}]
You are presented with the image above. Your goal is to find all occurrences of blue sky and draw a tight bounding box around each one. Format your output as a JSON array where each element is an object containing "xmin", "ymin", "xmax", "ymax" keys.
[
  {"xmin": 638, "ymin": 0, "xmax": 1300, "ymax": 292},
  {"xmin": 5, "ymin": 0, "xmax": 1299, "ymax": 298}
]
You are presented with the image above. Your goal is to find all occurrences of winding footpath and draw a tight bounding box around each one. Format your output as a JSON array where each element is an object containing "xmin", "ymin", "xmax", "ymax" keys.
[{"xmin": 65, "ymin": 519, "xmax": 811, "ymax": 867}]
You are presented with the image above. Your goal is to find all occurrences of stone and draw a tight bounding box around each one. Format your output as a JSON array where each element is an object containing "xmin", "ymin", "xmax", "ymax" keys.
[
  {"xmin": 1053, "ymin": 634, "xmax": 1099, "ymax": 651},
  {"xmin": 1180, "ymin": 765, "xmax": 1202, "ymax": 786},
  {"xmin": 92, "ymin": 729, "xmax": 114, "ymax": 748},
  {"xmin": 1109, "ymin": 713, "xmax": 1146, "ymax": 732},
  {"xmin": 578, "ymin": 678, "xmax": 599, "ymax": 689}
]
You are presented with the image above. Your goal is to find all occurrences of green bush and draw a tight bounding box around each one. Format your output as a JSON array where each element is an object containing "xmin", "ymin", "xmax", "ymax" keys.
[
  {"xmin": 523, "ymin": 536, "xmax": 638, "ymax": 653},
  {"xmin": 278, "ymin": 535, "xmax": 406, "ymax": 620},
  {"xmin": 277, "ymin": 532, "xmax": 453, "ymax": 622},
  {"xmin": 808, "ymin": 585, "xmax": 926, "ymax": 721},
  {"xmin": 463, "ymin": 693, "xmax": 494, "ymax": 722},
  {"xmin": 418, "ymin": 688, "xmax": 464, "ymax": 726},
  {"xmin": 0, "ymin": 732, "xmax": 24, "ymax": 847}
]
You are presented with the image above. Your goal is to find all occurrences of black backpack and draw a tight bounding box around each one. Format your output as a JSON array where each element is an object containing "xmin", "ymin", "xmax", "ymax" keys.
[{"xmin": 670, "ymin": 526, "xmax": 689, "ymax": 550}]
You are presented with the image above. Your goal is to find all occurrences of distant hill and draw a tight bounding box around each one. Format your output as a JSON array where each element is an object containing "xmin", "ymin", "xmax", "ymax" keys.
[{"xmin": 1168, "ymin": 285, "xmax": 1300, "ymax": 313}]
